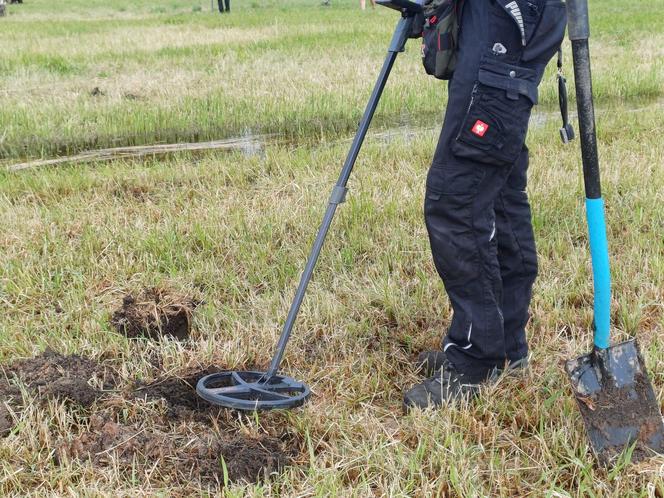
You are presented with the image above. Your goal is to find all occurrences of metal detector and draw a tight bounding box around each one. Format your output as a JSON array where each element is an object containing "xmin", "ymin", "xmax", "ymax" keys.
[
  {"xmin": 197, "ymin": 0, "xmax": 423, "ymax": 411},
  {"xmin": 563, "ymin": 0, "xmax": 664, "ymax": 464}
]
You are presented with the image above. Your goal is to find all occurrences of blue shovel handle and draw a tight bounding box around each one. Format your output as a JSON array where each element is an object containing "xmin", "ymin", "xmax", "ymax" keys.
[
  {"xmin": 567, "ymin": 0, "xmax": 611, "ymax": 349},
  {"xmin": 586, "ymin": 198, "xmax": 611, "ymax": 349}
]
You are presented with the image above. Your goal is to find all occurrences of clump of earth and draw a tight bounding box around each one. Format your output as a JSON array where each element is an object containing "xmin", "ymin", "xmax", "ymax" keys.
[
  {"xmin": 0, "ymin": 350, "xmax": 298, "ymax": 485},
  {"xmin": 133, "ymin": 366, "xmax": 226, "ymax": 423},
  {"xmin": 57, "ymin": 409, "xmax": 294, "ymax": 484},
  {"xmin": 110, "ymin": 287, "xmax": 200, "ymax": 340},
  {"xmin": 572, "ymin": 369, "xmax": 664, "ymax": 465},
  {"xmin": 0, "ymin": 349, "xmax": 114, "ymax": 410}
]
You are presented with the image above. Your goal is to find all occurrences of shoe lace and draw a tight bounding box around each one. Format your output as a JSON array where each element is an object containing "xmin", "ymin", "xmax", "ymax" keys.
[
  {"xmin": 431, "ymin": 364, "xmax": 455, "ymax": 386},
  {"xmin": 431, "ymin": 365, "xmax": 482, "ymax": 390}
]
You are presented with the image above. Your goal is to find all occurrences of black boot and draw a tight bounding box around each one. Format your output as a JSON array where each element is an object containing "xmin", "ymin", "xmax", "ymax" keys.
[
  {"xmin": 403, "ymin": 364, "xmax": 487, "ymax": 411},
  {"xmin": 415, "ymin": 350, "xmax": 529, "ymax": 377},
  {"xmin": 415, "ymin": 350, "xmax": 449, "ymax": 376}
]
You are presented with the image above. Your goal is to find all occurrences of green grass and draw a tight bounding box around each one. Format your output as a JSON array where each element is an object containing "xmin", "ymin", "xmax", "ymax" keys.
[
  {"xmin": 1, "ymin": 0, "xmax": 664, "ymax": 495},
  {"xmin": 1, "ymin": 0, "xmax": 663, "ymax": 159}
]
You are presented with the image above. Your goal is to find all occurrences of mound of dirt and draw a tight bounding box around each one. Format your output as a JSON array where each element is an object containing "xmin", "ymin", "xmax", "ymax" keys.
[
  {"xmin": 1, "ymin": 349, "xmax": 115, "ymax": 408},
  {"xmin": 0, "ymin": 377, "xmax": 21, "ymax": 402},
  {"xmin": 0, "ymin": 368, "xmax": 26, "ymax": 436},
  {"xmin": 130, "ymin": 368, "xmax": 299, "ymax": 481},
  {"xmin": 133, "ymin": 367, "xmax": 225, "ymax": 423},
  {"xmin": 1, "ymin": 349, "xmax": 301, "ymax": 486},
  {"xmin": 58, "ymin": 411, "xmax": 295, "ymax": 484},
  {"xmin": 217, "ymin": 436, "xmax": 294, "ymax": 482},
  {"xmin": 111, "ymin": 287, "xmax": 199, "ymax": 341},
  {"xmin": 0, "ymin": 350, "xmax": 117, "ymax": 437},
  {"xmin": 58, "ymin": 413, "xmax": 169, "ymax": 465},
  {"xmin": 0, "ymin": 405, "xmax": 15, "ymax": 437}
]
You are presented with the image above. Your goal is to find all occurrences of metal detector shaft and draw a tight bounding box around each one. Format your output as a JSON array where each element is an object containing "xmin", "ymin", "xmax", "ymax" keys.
[{"xmin": 265, "ymin": 14, "xmax": 415, "ymax": 379}]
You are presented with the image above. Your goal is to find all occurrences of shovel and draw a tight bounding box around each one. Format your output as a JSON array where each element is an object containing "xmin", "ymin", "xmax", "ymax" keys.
[{"xmin": 564, "ymin": 0, "xmax": 664, "ymax": 464}]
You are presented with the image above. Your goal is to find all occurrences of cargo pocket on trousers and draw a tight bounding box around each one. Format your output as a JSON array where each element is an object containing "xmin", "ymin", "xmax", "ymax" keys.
[
  {"xmin": 451, "ymin": 58, "xmax": 538, "ymax": 166},
  {"xmin": 424, "ymin": 185, "xmax": 479, "ymax": 284}
]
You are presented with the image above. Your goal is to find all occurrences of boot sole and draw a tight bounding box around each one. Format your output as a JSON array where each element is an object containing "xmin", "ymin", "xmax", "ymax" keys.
[{"xmin": 418, "ymin": 356, "xmax": 529, "ymax": 377}]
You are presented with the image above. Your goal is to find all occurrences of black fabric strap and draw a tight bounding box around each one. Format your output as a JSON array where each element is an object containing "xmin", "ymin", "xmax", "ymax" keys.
[{"xmin": 557, "ymin": 47, "xmax": 575, "ymax": 144}]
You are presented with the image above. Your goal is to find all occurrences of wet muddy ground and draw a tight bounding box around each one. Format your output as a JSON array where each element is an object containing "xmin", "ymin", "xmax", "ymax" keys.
[{"xmin": 0, "ymin": 350, "xmax": 298, "ymax": 485}]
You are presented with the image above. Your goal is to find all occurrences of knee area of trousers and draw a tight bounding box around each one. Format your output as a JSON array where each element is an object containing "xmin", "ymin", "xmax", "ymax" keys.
[{"xmin": 424, "ymin": 189, "xmax": 475, "ymax": 232}]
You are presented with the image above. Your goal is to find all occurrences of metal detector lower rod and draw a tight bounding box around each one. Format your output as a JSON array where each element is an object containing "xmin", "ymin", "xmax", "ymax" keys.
[{"xmin": 265, "ymin": 15, "xmax": 413, "ymax": 379}]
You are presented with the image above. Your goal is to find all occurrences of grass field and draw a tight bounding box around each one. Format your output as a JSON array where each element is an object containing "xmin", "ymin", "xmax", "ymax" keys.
[{"xmin": 1, "ymin": 0, "xmax": 664, "ymax": 495}]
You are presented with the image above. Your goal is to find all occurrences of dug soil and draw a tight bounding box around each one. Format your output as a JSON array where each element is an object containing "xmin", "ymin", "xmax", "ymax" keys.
[
  {"xmin": 1, "ymin": 351, "xmax": 299, "ymax": 485},
  {"xmin": 0, "ymin": 349, "xmax": 115, "ymax": 409},
  {"xmin": 573, "ymin": 370, "xmax": 664, "ymax": 465},
  {"xmin": 56, "ymin": 409, "xmax": 295, "ymax": 484},
  {"xmin": 133, "ymin": 366, "xmax": 226, "ymax": 423},
  {"xmin": 110, "ymin": 287, "xmax": 199, "ymax": 340}
]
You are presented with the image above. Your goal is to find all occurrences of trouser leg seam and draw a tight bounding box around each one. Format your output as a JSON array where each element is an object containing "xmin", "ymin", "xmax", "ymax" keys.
[{"xmin": 497, "ymin": 190, "xmax": 529, "ymax": 277}]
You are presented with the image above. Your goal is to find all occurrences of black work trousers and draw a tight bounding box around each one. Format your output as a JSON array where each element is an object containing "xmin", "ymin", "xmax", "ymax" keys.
[
  {"xmin": 218, "ymin": 0, "xmax": 230, "ymax": 12},
  {"xmin": 425, "ymin": 0, "xmax": 567, "ymax": 376}
]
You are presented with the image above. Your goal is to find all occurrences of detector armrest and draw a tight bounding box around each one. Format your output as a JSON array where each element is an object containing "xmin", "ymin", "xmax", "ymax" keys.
[{"xmin": 377, "ymin": 0, "xmax": 422, "ymax": 15}]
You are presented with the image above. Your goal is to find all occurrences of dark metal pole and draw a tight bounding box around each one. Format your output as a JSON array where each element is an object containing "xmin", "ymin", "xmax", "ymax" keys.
[
  {"xmin": 571, "ymin": 39, "xmax": 601, "ymax": 199},
  {"xmin": 566, "ymin": 0, "xmax": 611, "ymax": 349},
  {"xmin": 567, "ymin": 0, "xmax": 600, "ymax": 199},
  {"xmin": 265, "ymin": 14, "xmax": 414, "ymax": 378}
]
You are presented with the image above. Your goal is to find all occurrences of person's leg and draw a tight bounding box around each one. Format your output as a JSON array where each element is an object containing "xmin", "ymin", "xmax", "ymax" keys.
[
  {"xmin": 405, "ymin": 0, "xmax": 566, "ymax": 409},
  {"xmin": 422, "ymin": 0, "xmax": 512, "ymax": 378},
  {"xmin": 224, "ymin": 0, "xmax": 230, "ymax": 13},
  {"xmin": 494, "ymin": 149, "xmax": 537, "ymax": 364},
  {"xmin": 425, "ymin": 143, "xmax": 513, "ymax": 375},
  {"xmin": 360, "ymin": 0, "xmax": 366, "ymax": 10},
  {"xmin": 217, "ymin": 0, "xmax": 224, "ymax": 12}
]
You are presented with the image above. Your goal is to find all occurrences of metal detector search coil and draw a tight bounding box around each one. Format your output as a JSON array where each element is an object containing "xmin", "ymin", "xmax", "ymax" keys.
[
  {"xmin": 196, "ymin": 0, "xmax": 421, "ymax": 411},
  {"xmin": 197, "ymin": 371, "xmax": 310, "ymax": 411}
]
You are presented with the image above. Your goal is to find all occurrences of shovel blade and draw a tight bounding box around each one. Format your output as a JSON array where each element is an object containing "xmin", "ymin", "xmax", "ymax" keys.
[{"xmin": 565, "ymin": 339, "xmax": 664, "ymax": 464}]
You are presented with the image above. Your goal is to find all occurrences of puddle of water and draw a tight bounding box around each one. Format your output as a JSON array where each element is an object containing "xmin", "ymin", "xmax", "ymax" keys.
[
  {"xmin": 239, "ymin": 129, "xmax": 266, "ymax": 159},
  {"xmin": 530, "ymin": 110, "xmax": 557, "ymax": 130},
  {"xmin": 9, "ymin": 99, "xmax": 662, "ymax": 172},
  {"xmin": 371, "ymin": 124, "xmax": 438, "ymax": 145},
  {"xmin": 6, "ymin": 135, "xmax": 271, "ymax": 172},
  {"xmin": 529, "ymin": 98, "xmax": 664, "ymax": 131}
]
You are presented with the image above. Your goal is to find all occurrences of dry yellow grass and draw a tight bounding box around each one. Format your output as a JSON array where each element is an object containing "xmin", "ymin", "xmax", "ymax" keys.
[{"xmin": 1, "ymin": 0, "xmax": 663, "ymax": 495}]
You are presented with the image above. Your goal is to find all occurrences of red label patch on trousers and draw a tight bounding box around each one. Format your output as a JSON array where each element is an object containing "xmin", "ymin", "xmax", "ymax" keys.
[{"xmin": 471, "ymin": 120, "xmax": 489, "ymax": 137}]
